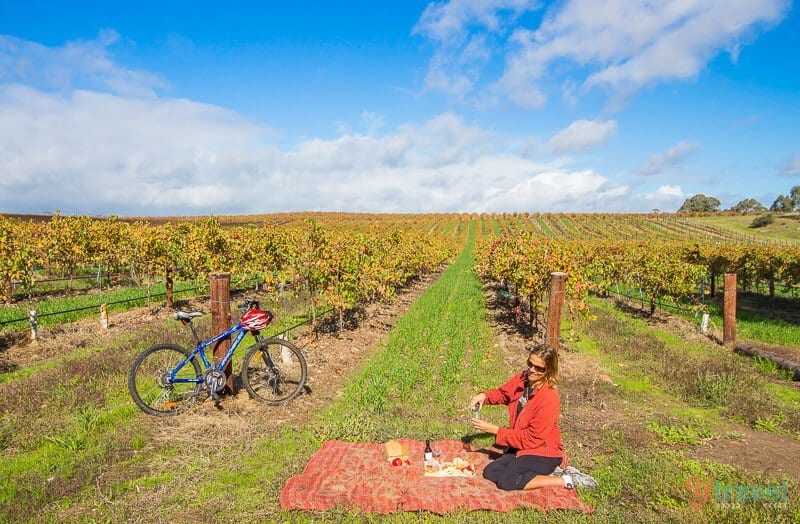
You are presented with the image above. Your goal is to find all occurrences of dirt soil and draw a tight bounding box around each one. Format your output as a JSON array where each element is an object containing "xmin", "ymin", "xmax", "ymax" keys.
[
  {"xmin": 193, "ymin": 271, "xmax": 442, "ymax": 421},
  {"xmin": 4, "ymin": 270, "xmax": 448, "ymax": 521},
  {"xmin": 611, "ymin": 298, "xmax": 800, "ymax": 381},
  {"xmin": 5, "ymin": 271, "xmax": 800, "ymax": 512},
  {"xmin": 1, "ymin": 271, "xmax": 443, "ymax": 439},
  {"xmin": 1, "ymin": 270, "xmax": 438, "ymax": 374},
  {"xmin": 0, "ymin": 300, "xmax": 187, "ymax": 371},
  {"xmin": 484, "ymin": 284, "xmax": 800, "ymax": 481}
]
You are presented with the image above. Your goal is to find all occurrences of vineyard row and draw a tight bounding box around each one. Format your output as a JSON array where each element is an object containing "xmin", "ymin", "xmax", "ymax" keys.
[
  {"xmin": 0, "ymin": 215, "xmax": 462, "ymax": 327},
  {"xmin": 474, "ymin": 235, "xmax": 800, "ymax": 319}
]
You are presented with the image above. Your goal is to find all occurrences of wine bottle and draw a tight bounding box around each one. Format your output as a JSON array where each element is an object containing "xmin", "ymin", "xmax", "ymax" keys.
[{"xmin": 424, "ymin": 439, "xmax": 432, "ymax": 462}]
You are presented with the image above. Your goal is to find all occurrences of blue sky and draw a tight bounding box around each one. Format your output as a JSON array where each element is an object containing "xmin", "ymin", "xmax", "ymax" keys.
[{"xmin": 1, "ymin": 0, "xmax": 799, "ymax": 215}]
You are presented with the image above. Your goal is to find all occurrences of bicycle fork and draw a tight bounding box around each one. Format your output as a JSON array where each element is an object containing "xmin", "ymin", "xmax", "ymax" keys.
[{"xmin": 253, "ymin": 339, "xmax": 283, "ymax": 394}]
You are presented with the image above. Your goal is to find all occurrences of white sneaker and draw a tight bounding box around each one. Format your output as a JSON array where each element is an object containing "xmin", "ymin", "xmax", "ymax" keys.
[
  {"xmin": 561, "ymin": 474, "xmax": 575, "ymax": 489},
  {"xmin": 562, "ymin": 467, "xmax": 599, "ymax": 489}
]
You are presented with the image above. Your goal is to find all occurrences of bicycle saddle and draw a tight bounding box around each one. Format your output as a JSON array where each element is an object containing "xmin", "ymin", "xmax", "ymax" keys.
[{"xmin": 173, "ymin": 311, "xmax": 204, "ymax": 321}]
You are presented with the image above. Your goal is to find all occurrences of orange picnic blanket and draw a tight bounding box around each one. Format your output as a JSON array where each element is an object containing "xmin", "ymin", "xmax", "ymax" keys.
[{"xmin": 280, "ymin": 439, "xmax": 594, "ymax": 514}]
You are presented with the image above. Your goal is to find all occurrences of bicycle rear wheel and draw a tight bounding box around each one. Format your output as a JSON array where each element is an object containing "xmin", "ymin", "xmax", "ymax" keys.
[
  {"xmin": 242, "ymin": 339, "xmax": 307, "ymax": 405},
  {"xmin": 128, "ymin": 344, "xmax": 202, "ymax": 416}
]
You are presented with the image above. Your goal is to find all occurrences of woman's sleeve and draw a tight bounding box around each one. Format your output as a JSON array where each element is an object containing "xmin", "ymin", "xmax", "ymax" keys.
[
  {"xmin": 495, "ymin": 389, "xmax": 559, "ymax": 450},
  {"xmin": 482, "ymin": 373, "xmax": 522, "ymax": 405}
]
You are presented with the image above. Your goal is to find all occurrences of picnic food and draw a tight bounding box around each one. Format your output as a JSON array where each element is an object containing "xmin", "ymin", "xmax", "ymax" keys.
[
  {"xmin": 424, "ymin": 456, "xmax": 475, "ymax": 477},
  {"xmin": 382, "ymin": 440, "xmax": 409, "ymax": 463}
]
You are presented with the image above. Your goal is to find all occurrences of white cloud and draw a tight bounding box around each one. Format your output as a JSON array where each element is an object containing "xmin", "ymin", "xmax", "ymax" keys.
[
  {"xmin": 360, "ymin": 111, "xmax": 385, "ymax": 136},
  {"xmin": 420, "ymin": 50, "xmax": 478, "ymax": 100},
  {"xmin": 637, "ymin": 141, "xmax": 701, "ymax": 175},
  {"xmin": 494, "ymin": 169, "xmax": 630, "ymax": 211},
  {"xmin": 0, "ymin": 84, "xmax": 276, "ymax": 213},
  {"xmin": 504, "ymin": 0, "xmax": 788, "ymax": 106},
  {"xmin": 413, "ymin": 1, "xmax": 540, "ymax": 101},
  {"xmin": 415, "ymin": 0, "xmax": 788, "ymax": 108},
  {"xmin": 0, "ymin": 32, "xmax": 682, "ymax": 215},
  {"xmin": 0, "ymin": 81, "xmax": 658, "ymax": 214},
  {"xmin": 547, "ymin": 119, "xmax": 617, "ymax": 153},
  {"xmin": 643, "ymin": 185, "xmax": 685, "ymax": 210},
  {"xmin": 412, "ymin": 0, "xmax": 537, "ymax": 45},
  {"xmin": 561, "ymin": 78, "xmax": 578, "ymax": 107},
  {"xmin": 647, "ymin": 185, "xmax": 684, "ymax": 199},
  {"xmin": 0, "ymin": 31, "xmax": 167, "ymax": 97},
  {"xmin": 460, "ymin": 35, "xmax": 491, "ymax": 64},
  {"xmin": 780, "ymin": 154, "xmax": 800, "ymax": 177}
]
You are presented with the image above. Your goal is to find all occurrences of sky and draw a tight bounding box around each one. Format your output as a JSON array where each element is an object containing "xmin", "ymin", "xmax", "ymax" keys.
[{"xmin": 1, "ymin": 0, "xmax": 799, "ymax": 216}]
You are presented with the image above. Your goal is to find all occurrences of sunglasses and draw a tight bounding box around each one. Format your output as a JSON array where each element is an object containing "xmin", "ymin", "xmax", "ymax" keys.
[{"xmin": 527, "ymin": 360, "xmax": 547, "ymax": 374}]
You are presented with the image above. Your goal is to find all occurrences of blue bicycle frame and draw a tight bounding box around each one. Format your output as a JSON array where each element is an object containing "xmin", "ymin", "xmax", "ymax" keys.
[{"xmin": 168, "ymin": 323, "xmax": 250, "ymax": 384}]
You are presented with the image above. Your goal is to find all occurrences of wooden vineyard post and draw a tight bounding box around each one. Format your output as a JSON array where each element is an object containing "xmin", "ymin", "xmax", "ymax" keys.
[
  {"xmin": 723, "ymin": 273, "xmax": 737, "ymax": 348},
  {"xmin": 100, "ymin": 304, "xmax": 109, "ymax": 330},
  {"xmin": 545, "ymin": 272, "xmax": 568, "ymax": 350},
  {"xmin": 210, "ymin": 272, "xmax": 234, "ymax": 393},
  {"xmin": 3, "ymin": 276, "xmax": 11, "ymax": 304},
  {"xmin": 165, "ymin": 265, "xmax": 174, "ymax": 309},
  {"xmin": 29, "ymin": 309, "xmax": 38, "ymax": 342}
]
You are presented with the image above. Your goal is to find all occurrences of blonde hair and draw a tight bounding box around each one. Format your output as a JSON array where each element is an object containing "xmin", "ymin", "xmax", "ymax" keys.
[{"xmin": 529, "ymin": 343, "xmax": 558, "ymax": 385}]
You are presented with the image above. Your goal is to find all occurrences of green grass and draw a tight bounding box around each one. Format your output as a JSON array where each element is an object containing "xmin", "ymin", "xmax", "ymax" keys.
[
  {"xmin": 603, "ymin": 282, "xmax": 800, "ymax": 348},
  {"xmin": 683, "ymin": 301, "xmax": 799, "ymax": 348},
  {"xmin": 0, "ymin": 273, "xmax": 305, "ymax": 334},
  {"xmin": 577, "ymin": 299, "xmax": 800, "ymax": 437},
  {"xmin": 563, "ymin": 303, "xmax": 799, "ymax": 521},
  {"xmin": 560, "ymin": 216, "xmax": 580, "ymax": 235},
  {"xmin": 4, "ymin": 218, "xmax": 799, "ymax": 522},
  {"xmin": 535, "ymin": 218, "xmax": 555, "ymax": 238},
  {"xmin": 754, "ymin": 356, "xmax": 796, "ymax": 381},
  {"xmin": 579, "ymin": 431, "xmax": 798, "ymax": 523},
  {"xmin": 734, "ymin": 310, "xmax": 800, "ymax": 347},
  {"xmin": 492, "ymin": 218, "xmax": 502, "ymax": 237},
  {"xmin": 698, "ymin": 215, "xmax": 800, "ymax": 243},
  {"xmin": 0, "ymin": 339, "xmax": 155, "ymax": 516},
  {"xmin": 0, "ymin": 281, "xmax": 199, "ymax": 331},
  {"xmin": 101, "ymin": 220, "xmax": 506, "ymax": 521},
  {"xmin": 646, "ymin": 418, "xmax": 714, "ymax": 445}
]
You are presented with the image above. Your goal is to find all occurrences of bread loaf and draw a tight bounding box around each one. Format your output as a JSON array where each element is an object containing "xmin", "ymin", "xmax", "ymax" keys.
[{"xmin": 382, "ymin": 440, "xmax": 408, "ymax": 462}]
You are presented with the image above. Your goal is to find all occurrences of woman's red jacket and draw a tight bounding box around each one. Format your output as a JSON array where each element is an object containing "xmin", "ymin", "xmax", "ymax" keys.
[{"xmin": 482, "ymin": 372, "xmax": 564, "ymax": 458}]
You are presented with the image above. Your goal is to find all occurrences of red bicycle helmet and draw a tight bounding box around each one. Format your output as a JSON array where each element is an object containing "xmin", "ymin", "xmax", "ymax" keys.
[{"xmin": 240, "ymin": 308, "xmax": 273, "ymax": 332}]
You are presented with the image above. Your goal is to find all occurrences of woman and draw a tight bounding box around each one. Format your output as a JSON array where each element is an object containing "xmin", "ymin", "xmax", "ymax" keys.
[{"xmin": 470, "ymin": 343, "xmax": 576, "ymax": 490}]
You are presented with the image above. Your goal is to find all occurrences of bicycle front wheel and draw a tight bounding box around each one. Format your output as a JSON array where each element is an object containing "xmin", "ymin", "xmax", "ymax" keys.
[
  {"xmin": 242, "ymin": 339, "xmax": 307, "ymax": 405},
  {"xmin": 128, "ymin": 344, "xmax": 202, "ymax": 416}
]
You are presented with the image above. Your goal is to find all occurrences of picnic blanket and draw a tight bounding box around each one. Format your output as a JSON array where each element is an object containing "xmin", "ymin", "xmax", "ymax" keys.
[{"xmin": 280, "ymin": 439, "xmax": 594, "ymax": 514}]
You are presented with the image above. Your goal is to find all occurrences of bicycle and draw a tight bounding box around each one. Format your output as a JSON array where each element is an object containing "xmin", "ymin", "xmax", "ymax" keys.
[{"xmin": 128, "ymin": 299, "xmax": 308, "ymax": 416}]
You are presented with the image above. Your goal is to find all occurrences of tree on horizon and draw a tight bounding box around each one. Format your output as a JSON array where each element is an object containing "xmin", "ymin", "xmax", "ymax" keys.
[
  {"xmin": 729, "ymin": 198, "xmax": 767, "ymax": 213},
  {"xmin": 678, "ymin": 194, "xmax": 721, "ymax": 213}
]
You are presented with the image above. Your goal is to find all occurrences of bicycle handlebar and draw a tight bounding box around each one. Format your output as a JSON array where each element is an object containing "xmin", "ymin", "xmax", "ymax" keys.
[{"xmin": 238, "ymin": 299, "xmax": 260, "ymax": 312}]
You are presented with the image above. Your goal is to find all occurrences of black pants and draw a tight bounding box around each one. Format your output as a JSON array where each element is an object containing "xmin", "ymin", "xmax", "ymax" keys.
[{"xmin": 483, "ymin": 453, "xmax": 562, "ymax": 491}]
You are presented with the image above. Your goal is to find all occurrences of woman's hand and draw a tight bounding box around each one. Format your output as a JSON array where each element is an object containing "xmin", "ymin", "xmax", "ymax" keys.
[
  {"xmin": 470, "ymin": 418, "xmax": 499, "ymax": 435},
  {"xmin": 469, "ymin": 393, "xmax": 486, "ymax": 411},
  {"xmin": 469, "ymin": 393, "xmax": 497, "ymax": 433}
]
